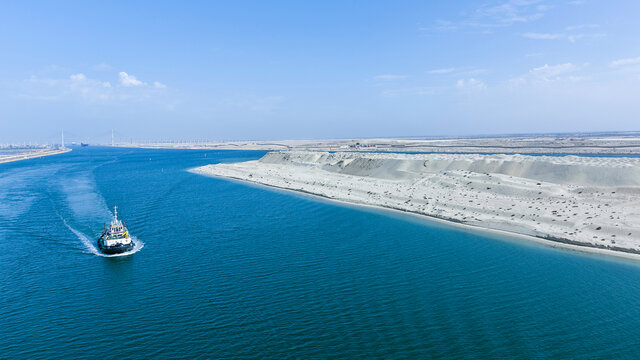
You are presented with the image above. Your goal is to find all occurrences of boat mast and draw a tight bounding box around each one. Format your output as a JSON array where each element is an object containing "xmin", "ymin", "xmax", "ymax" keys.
[{"xmin": 114, "ymin": 205, "xmax": 118, "ymax": 221}]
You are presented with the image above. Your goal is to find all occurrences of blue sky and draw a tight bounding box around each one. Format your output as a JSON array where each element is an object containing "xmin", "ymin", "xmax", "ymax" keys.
[{"xmin": 1, "ymin": 0, "xmax": 640, "ymax": 143}]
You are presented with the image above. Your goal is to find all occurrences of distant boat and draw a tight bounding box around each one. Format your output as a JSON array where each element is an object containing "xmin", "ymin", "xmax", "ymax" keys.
[
  {"xmin": 81, "ymin": 143, "xmax": 89, "ymax": 147},
  {"xmin": 97, "ymin": 206, "xmax": 134, "ymax": 254}
]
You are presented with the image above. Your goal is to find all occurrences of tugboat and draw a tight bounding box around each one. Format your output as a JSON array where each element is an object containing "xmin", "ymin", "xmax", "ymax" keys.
[{"xmin": 98, "ymin": 206, "xmax": 134, "ymax": 254}]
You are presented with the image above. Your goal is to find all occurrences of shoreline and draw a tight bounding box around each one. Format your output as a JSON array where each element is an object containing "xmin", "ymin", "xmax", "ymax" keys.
[
  {"xmin": 193, "ymin": 151, "xmax": 640, "ymax": 261},
  {"xmin": 192, "ymin": 170, "xmax": 640, "ymax": 262},
  {"xmin": 114, "ymin": 133, "xmax": 640, "ymax": 155},
  {"xmin": 124, "ymin": 143, "xmax": 640, "ymax": 156},
  {"xmin": 0, "ymin": 148, "xmax": 72, "ymax": 165}
]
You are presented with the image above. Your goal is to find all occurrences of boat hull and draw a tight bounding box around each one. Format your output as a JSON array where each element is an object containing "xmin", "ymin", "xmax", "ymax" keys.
[{"xmin": 97, "ymin": 239, "xmax": 134, "ymax": 254}]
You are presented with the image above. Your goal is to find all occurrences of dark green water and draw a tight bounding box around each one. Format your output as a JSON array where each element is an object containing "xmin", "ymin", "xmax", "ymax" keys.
[{"xmin": 2, "ymin": 147, "xmax": 640, "ymax": 359}]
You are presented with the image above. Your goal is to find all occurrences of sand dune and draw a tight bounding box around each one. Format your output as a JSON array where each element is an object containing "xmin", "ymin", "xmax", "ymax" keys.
[{"xmin": 194, "ymin": 151, "xmax": 640, "ymax": 256}]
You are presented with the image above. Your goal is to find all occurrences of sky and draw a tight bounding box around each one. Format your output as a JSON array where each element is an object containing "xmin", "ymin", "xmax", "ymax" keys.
[{"xmin": 1, "ymin": 0, "xmax": 640, "ymax": 143}]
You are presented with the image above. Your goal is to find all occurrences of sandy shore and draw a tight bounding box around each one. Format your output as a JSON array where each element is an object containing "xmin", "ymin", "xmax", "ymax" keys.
[
  {"xmin": 194, "ymin": 151, "xmax": 640, "ymax": 258},
  {"xmin": 0, "ymin": 148, "xmax": 71, "ymax": 164}
]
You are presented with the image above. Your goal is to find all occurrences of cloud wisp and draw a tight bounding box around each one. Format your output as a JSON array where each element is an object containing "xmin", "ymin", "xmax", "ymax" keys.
[
  {"xmin": 522, "ymin": 32, "xmax": 563, "ymax": 40},
  {"xmin": 18, "ymin": 71, "xmax": 167, "ymax": 103},
  {"xmin": 374, "ymin": 74, "xmax": 409, "ymax": 80},
  {"xmin": 119, "ymin": 72, "xmax": 146, "ymax": 87},
  {"xmin": 456, "ymin": 78, "xmax": 487, "ymax": 91},
  {"xmin": 427, "ymin": 68, "xmax": 456, "ymax": 74},
  {"xmin": 474, "ymin": 0, "xmax": 549, "ymax": 26},
  {"xmin": 430, "ymin": 0, "xmax": 553, "ymax": 32},
  {"xmin": 609, "ymin": 56, "xmax": 640, "ymax": 68},
  {"xmin": 507, "ymin": 63, "xmax": 585, "ymax": 85},
  {"xmin": 522, "ymin": 31, "xmax": 605, "ymax": 42},
  {"xmin": 426, "ymin": 68, "xmax": 488, "ymax": 77}
]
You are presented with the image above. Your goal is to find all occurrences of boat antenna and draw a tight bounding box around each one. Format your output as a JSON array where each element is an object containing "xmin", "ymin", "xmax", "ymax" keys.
[{"xmin": 114, "ymin": 205, "xmax": 118, "ymax": 220}]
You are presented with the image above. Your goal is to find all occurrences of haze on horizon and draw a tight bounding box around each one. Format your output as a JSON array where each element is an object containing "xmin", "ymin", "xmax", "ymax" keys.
[{"xmin": 1, "ymin": 0, "xmax": 639, "ymax": 144}]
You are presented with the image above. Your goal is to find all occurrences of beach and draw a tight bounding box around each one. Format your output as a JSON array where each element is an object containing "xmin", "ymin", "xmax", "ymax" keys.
[
  {"xmin": 194, "ymin": 151, "xmax": 640, "ymax": 257},
  {"xmin": 0, "ymin": 148, "xmax": 71, "ymax": 164}
]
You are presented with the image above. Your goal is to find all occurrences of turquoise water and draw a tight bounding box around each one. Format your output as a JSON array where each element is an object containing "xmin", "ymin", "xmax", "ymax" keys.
[{"xmin": 2, "ymin": 147, "xmax": 640, "ymax": 359}]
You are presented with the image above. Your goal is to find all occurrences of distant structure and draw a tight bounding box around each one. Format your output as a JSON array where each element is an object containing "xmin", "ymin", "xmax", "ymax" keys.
[
  {"xmin": 61, "ymin": 129, "xmax": 65, "ymax": 148},
  {"xmin": 112, "ymin": 129, "xmax": 114, "ymax": 147}
]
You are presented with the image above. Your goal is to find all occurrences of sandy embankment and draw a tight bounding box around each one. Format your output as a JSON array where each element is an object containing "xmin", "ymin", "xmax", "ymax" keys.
[
  {"xmin": 0, "ymin": 148, "xmax": 71, "ymax": 164},
  {"xmin": 194, "ymin": 151, "xmax": 640, "ymax": 257},
  {"xmin": 120, "ymin": 134, "xmax": 640, "ymax": 155}
]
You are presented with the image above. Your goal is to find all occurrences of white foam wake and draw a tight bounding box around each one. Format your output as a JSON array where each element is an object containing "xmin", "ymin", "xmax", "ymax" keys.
[{"xmin": 61, "ymin": 218, "xmax": 144, "ymax": 257}]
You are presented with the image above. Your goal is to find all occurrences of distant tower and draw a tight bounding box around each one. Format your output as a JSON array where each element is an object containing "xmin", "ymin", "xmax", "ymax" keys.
[{"xmin": 111, "ymin": 129, "xmax": 114, "ymax": 147}]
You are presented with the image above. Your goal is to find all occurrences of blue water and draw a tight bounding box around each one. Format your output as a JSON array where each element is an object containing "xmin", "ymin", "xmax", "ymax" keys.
[{"xmin": 2, "ymin": 147, "xmax": 640, "ymax": 359}]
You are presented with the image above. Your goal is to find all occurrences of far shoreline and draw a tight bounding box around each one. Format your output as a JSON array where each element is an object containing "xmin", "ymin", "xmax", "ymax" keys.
[
  {"xmin": 0, "ymin": 148, "xmax": 72, "ymax": 165},
  {"xmin": 113, "ymin": 132, "xmax": 640, "ymax": 156}
]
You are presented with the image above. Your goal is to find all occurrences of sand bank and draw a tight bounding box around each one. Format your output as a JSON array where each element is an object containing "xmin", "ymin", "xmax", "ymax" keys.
[
  {"xmin": 121, "ymin": 133, "xmax": 640, "ymax": 155},
  {"xmin": 0, "ymin": 148, "xmax": 71, "ymax": 164},
  {"xmin": 194, "ymin": 151, "xmax": 640, "ymax": 257}
]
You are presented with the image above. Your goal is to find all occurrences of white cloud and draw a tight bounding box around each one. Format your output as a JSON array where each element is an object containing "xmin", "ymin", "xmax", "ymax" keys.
[
  {"xmin": 19, "ymin": 74, "xmax": 113, "ymax": 101},
  {"xmin": 428, "ymin": 0, "xmax": 552, "ymax": 32},
  {"xmin": 374, "ymin": 74, "xmax": 408, "ymax": 80},
  {"xmin": 474, "ymin": 0, "xmax": 548, "ymax": 26},
  {"xmin": 509, "ymin": 63, "xmax": 583, "ymax": 85},
  {"xmin": 119, "ymin": 72, "xmax": 146, "ymax": 87},
  {"xmin": 466, "ymin": 69, "xmax": 488, "ymax": 75},
  {"xmin": 432, "ymin": 20, "xmax": 457, "ymax": 31},
  {"xmin": 566, "ymin": 33, "xmax": 606, "ymax": 42},
  {"xmin": 427, "ymin": 68, "xmax": 486, "ymax": 76},
  {"xmin": 427, "ymin": 68, "xmax": 455, "ymax": 74},
  {"xmin": 381, "ymin": 86, "xmax": 440, "ymax": 97},
  {"xmin": 609, "ymin": 57, "xmax": 640, "ymax": 68},
  {"xmin": 70, "ymin": 73, "xmax": 87, "ymax": 82},
  {"xmin": 522, "ymin": 31, "xmax": 605, "ymax": 42},
  {"xmin": 19, "ymin": 71, "xmax": 165, "ymax": 103},
  {"xmin": 522, "ymin": 32, "xmax": 563, "ymax": 40},
  {"xmin": 530, "ymin": 63, "xmax": 579, "ymax": 78},
  {"xmin": 456, "ymin": 78, "xmax": 487, "ymax": 90},
  {"xmin": 68, "ymin": 73, "xmax": 111, "ymax": 92},
  {"xmin": 565, "ymin": 24, "xmax": 599, "ymax": 31}
]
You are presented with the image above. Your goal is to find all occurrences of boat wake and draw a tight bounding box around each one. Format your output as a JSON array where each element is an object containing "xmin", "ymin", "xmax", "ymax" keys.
[
  {"xmin": 55, "ymin": 166, "xmax": 144, "ymax": 257},
  {"xmin": 61, "ymin": 217, "xmax": 144, "ymax": 257}
]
